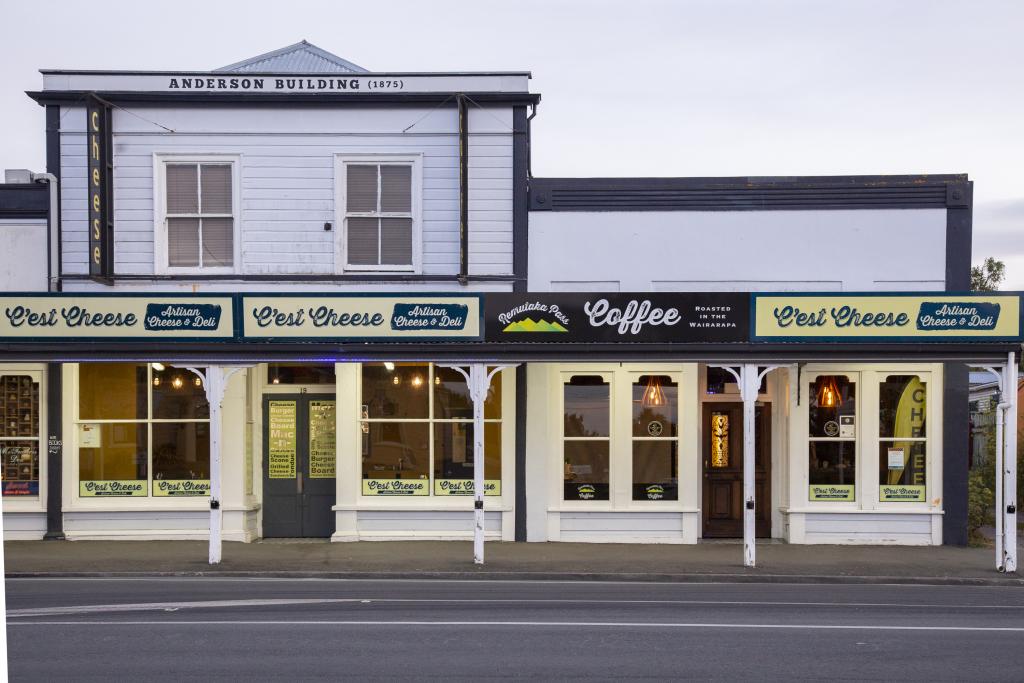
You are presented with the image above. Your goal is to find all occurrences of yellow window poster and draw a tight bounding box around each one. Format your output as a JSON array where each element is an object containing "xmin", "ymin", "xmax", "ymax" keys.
[
  {"xmin": 434, "ymin": 479, "xmax": 501, "ymax": 496},
  {"xmin": 308, "ymin": 400, "xmax": 336, "ymax": 479},
  {"xmin": 362, "ymin": 479, "xmax": 428, "ymax": 496},
  {"xmin": 880, "ymin": 485, "xmax": 926, "ymax": 502},
  {"xmin": 809, "ymin": 484, "xmax": 855, "ymax": 502},
  {"xmin": 79, "ymin": 480, "xmax": 147, "ymax": 497},
  {"xmin": 153, "ymin": 479, "xmax": 210, "ymax": 496},
  {"xmin": 268, "ymin": 401, "xmax": 297, "ymax": 479}
]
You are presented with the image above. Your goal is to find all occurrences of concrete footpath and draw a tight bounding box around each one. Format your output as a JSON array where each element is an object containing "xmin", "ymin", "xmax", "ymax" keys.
[{"xmin": 5, "ymin": 539, "xmax": 1023, "ymax": 586}]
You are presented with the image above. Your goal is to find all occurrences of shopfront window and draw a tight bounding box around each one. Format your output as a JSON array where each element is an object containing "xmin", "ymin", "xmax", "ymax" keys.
[
  {"xmin": 878, "ymin": 375, "xmax": 927, "ymax": 502},
  {"xmin": 1, "ymin": 373, "xmax": 41, "ymax": 497},
  {"xmin": 77, "ymin": 363, "xmax": 210, "ymax": 498},
  {"xmin": 360, "ymin": 363, "xmax": 502, "ymax": 497},
  {"xmin": 631, "ymin": 375, "xmax": 678, "ymax": 501},
  {"xmin": 563, "ymin": 375, "xmax": 610, "ymax": 501},
  {"xmin": 267, "ymin": 363, "xmax": 336, "ymax": 385},
  {"xmin": 808, "ymin": 375, "xmax": 856, "ymax": 502}
]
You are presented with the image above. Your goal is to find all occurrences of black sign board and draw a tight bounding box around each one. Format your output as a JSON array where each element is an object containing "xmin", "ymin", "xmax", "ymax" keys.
[
  {"xmin": 86, "ymin": 95, "xmax": 113, "ymax": 283},
  {"xmin": 484, "ymin": 293, "xmax": 750, "ymax": 344}
]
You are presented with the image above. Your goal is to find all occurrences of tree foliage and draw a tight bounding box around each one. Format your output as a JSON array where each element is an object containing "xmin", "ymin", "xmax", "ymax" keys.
[{"xmin": 971, "ymin": 257, "xmax": 1006, "ymax": 292}]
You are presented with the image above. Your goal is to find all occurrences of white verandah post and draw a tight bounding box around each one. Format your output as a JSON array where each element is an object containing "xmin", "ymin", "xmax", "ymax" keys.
[
  {"xmin": 185, "ymin": 365, "xmax": 249, "ymax": 565},
  {"xmin": 440, "ymin": 363, "xmax": 515, "ymax": 565},
  {"xmin": 710, "ymin": 364, "xmax": 789, "ymax": 568},
  {"xmin": 1003, "ymin": 352, "xmax": 1018, "ymax": 573}
]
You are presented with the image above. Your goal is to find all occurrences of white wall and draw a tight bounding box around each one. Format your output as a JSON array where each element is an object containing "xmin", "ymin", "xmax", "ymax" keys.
[
  {"xmin": 529, "ymin": 209, "xmax": 947, "ymax": 292},
  {"xmin": 59, "ymin": 105, "xmax": 513, "ymax": 281},
  {"xmin": 0, "ymin": 219, "xmax": 47, "ymax": 291}
]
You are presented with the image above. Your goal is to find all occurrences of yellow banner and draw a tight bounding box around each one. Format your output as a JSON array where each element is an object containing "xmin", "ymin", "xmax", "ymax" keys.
[
  {"xmin": 434, "ymin": 479, "xmax": 501, "ymax": 496},
  {"xmin": 362, "ymin": 479, "xmax": 429, "ymax": 496},
  {"xmin": 754, "ymin": 295, "xmax": 1020, "ymax": 339},
  {"xmin": 880, "ymin": 485, "xmax": 926, "ymax": 502},
  {"xmin": 268, "ymin": 401, "xmax": 297, "ymax": 479},
  {"xmin": 153, "ymin": 479, "xmax": 210, "ymax": 497},
  {"xmin": 809, "ymin": 484, "xmax": 855, "ymax": 501},
  {"xmin": 308, "ymin": 400, "xmax": 336, "ymax": 479},
  {"xmin": 80, "ymin": 480, "xmax": 148, "ymax": 497},
  {"xmin": 242, "ymin": 296, "xmax": 480, "ymax": 339},
  {"xmin": 0, "ymin": 296, "xmax": 234, "ymax": 339}
]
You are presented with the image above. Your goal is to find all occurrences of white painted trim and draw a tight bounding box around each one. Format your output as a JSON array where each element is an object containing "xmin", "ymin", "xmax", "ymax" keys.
[
  {"xmin": 152, "ymin": 153, "xmax": 242, "ymax": 275},
  {"xmin": 333, "ymin": 153, "xmax": 423, "ymax": 274}
]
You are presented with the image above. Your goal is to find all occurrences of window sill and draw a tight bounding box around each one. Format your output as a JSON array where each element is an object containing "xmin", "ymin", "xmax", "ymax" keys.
[
  {"xmin": 549, "ymin": 504, "xmax": 700, "ymax": 514},
  {"xmin": 336, "ymin": 502, "xmax": 512, "ymax": 513},
  {"xmin": 781, "ymin": 507, "xmax": 943, "ymax": 515}
]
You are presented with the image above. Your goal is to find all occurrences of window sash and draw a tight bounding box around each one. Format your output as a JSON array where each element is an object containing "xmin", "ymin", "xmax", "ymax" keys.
[
  {"xmin": 161, "ymin": 161, "xmax": 236, "ymax": 272},
  {"xmin": 343, "ymin": 162, "xmax": 414, "ymax": 269}
]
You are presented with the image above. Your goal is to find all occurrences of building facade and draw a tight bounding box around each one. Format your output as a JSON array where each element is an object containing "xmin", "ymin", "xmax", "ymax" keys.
[{"xmin": 2, "ymin": 42, "xmax": 1018, "ymax": 550}]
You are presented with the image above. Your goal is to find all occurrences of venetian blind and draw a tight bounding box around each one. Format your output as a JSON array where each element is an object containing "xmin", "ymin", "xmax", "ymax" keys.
[
  {"xmin": 165, "ymin": 162, "xmax": 233, "ymax": 269},
  {"xmin": 344, "ymin": 163, "xmax": 413, "ymax": 267}
]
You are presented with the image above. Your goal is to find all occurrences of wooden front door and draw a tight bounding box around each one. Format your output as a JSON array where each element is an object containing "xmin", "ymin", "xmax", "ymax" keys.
[{"xmin": 701, "ymin": 403, "xmax": 771, "ymax": 538}]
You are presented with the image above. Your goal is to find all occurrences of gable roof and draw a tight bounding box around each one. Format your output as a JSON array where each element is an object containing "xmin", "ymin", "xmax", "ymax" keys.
[{"xmin": 216, "ymin": 40, "xmax": 368, "ymax": 73}]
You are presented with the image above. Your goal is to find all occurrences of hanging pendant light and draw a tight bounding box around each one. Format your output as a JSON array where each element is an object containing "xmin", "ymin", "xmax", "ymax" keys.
[
  {"xmin": 641, "ymin": 375, "xmax": 666, "ymax": 408},
  {"xmin": 816, "ymin": 376, "xmax": 843, "ymax": 408}
]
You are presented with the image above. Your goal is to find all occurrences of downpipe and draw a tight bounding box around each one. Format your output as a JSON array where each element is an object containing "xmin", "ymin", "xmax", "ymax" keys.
[
  {"xmin": 31, "ymin": 172, "xmax": 59, "ymax": 292},
  {"xmin": 995, "ymin": 397, "xmax": 1009, "ymax": 572}
]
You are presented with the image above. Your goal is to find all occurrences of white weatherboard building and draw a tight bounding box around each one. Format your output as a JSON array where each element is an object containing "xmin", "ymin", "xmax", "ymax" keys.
[{"xmin": 1, "ymin": 42, "xmax": 1019, "ymax": 569}]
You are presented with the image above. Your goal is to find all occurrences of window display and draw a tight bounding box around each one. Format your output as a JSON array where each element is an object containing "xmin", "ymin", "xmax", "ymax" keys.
[
  {"xmin": 360, "ymin": 363, "xmax": 502, "ymax": 497},
  {"xmin": 563, "ymin": 375, "xmax": 610, "ymax": 501},
  {"xmin": 878, "ymin": 375, "xmax": 927, "ymax": 502},
  {"xmin": 808, "ymin": 375, "xmax": 856, "ymax": 501},
  {"xmin": 632, "ymin": 375, "xmax": 678, "ymax": 501},
  {"xmin": 77, "ymin": 363, "xmax": 210, "ymax": 498},
  {"xmin": 1, "ymin": 374, "xmax": 41, "ymax": 496}
]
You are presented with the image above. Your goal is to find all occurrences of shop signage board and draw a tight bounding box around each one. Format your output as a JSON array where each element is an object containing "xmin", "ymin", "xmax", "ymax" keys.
[
  {"xmin": 879, "ymin": 485, "xmax": 926, "ymax": 502},
  {"xmin": 362, "ymin": 479, "xmax": 428, "ymax": 496},
  {"xmin": 267, "ymin": 401, "xmax": 297, "ymax": 479},
  {"xmin": 809, "ymin": 484, "xmax": 855, "ymax": 502},
  {"xmin": 752, "ymin": 294, "xmax": 1023, "ymax": 341},
  {"xmin": 153, "ymin": 479, "xmax": 210, "ymax": 496},
  {"xmin": 79, "ymin": 480, "xmax": 148, "ymax": 497},
  {"xmin": 241, "ymin": 294, "xmax": 482, "ymax": 340},
  {"xmin": 434, "ymin": 479, "xmax": 501, "ymax": 496},
  {"xmin": 86, "ymin": 94, "xmax": 113, "ymax": 282},
  {"xmin": 0, "ymin": 294, "xmax": 234, "ymax": 340},
  {"xmin": 484, "ymin": 293, "xmax": 749, "ymax": 343}
]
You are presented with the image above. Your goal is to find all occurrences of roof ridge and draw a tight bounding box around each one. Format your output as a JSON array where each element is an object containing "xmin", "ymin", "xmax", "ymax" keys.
[{"xmin": 215, "ymin": 41, "xmax": 368, "ymax": 74}]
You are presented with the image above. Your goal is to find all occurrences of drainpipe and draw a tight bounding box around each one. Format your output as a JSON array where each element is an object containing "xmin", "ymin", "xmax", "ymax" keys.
[
  {"xmin": 458, "ymin": 94, "xmax": 469, "ymax": 285},
  {"xmin": 995, "ymin": 392, "xmax": 1009, "ymax": 571},
  {"xmin": 31, "ymin": 172, "xmax": 59, "ymax": 292}
]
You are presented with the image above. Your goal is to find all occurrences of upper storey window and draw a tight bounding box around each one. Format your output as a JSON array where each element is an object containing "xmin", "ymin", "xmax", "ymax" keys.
[
  {"xmin": 337, "ymin": 156, "xmax": 421, "ymax": 272},
  {"xmin": 156, "ymin": 157, "xmax": 239, "ymax": 274}
]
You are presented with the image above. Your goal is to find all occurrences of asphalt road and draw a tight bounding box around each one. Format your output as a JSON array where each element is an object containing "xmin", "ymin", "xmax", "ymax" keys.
[{"xmin": 6, "ymin": 578, "xmax": 1024, "ymax": 681}]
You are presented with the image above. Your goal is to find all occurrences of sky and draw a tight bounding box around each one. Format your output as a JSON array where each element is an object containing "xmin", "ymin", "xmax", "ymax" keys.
[{"xmin": 1, "ymin": 0, "xmax": 1021, "ymax": 287}]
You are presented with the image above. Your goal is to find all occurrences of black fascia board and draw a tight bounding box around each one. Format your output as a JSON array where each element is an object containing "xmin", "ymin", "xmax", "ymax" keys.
[
  {"xmin": 26, "ymin": 91, "xmax": 542, "ymax": 107},
  {"xmin": 0, "ymin": 183, "xmax": 49, "ymax": 219},
  {"xmin": 529, "ymin": 174, "xmax": 969, "ymax": 211}
]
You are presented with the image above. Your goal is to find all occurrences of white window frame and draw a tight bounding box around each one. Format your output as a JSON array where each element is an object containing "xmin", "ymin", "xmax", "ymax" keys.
[
  {"xmin": 153, "ymin": 154, "xmax": 242, "ymax": 275},
  {"xmin": 334, "ymin": 154, "xmax": 423, "ymax": 274}
]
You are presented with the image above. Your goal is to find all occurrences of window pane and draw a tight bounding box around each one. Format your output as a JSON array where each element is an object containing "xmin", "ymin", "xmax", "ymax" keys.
[
  {"xmin": 432, "ymin": 367, "xmax": 502, "ymax": 420},
  {"xmin": 632, "ymin": 440, "xmax": 678, "ymax": 501},
  {"xmin": 200, "ymin": 164, "xmax": 232, "ymax": 213},
  {"xmin": 879, "ymin": 441, "xmax": 926, "ymax": 501},
  {"xmin": 168, "ymin": 218, "xmax": 200, "ymax": 267},
  {"xmin": 809, "ymin": 376, "xmax": 856, "ymax": 438},
  {"xmin": 346, "ymin": 164, "xmax": 378, "ymax": 212},
  {"xmin": 808, "ymin": 441, "xmax": 856, "ymax": 501},
  {"xmin": 267, "ymin": 364, "xmax": 336, "ymax": 385},
  {"xmin": 433, "ymin": 422, "xmax": 501, "ymax": 495},
  {"xmin": 564, "ymin": 376, "xmax": 609, "ymax": 437},
  {"xmin": 201, "ymin": 217, "xmax": 234, "ymax": 267},
  {"xmin": 632, "ymin": 375, "xmax": 677, "ymax": 437},
  {"xmin": 166, "ymin": 164, "xmax": 198, "ymax": 213},
  {"xmin": 152, "ymin": 365, "xmax": 210, "ymax": 419},
  {"xmin": 78, "ymin": 423, "xmax": 148, "ymax": 489},
  {"xmin": 0, "ymin": 375, "xmax": 39, "ymax": 437},
  {"xmin": 347, "ymin": 217, "xmax": 379, "ymax": 265},
  {"xmin": 380, "ymin": 165, "xmax": 411, "ymax": 212},
  {"xmin": 706, "ymin": 366, "xmax": 765, "ymax": 395},
  {"xmin": 79, "ymin": 363, "xmax": 146, "ymax": 420},
  {"xmin": 380, "ymin": 218, "xmax": 412, "ymax": 265},
  {"xmin": 361, "ymin": 422, "xmax": 429, "ymax": 480},
  {"xmin": 880, "ymin": 375, "xmax": 927, "ymax": 438},
  {"xmin": 361, "ymin": 363, "xmax": 429, "ymax": 419},
  {"xmin": 564, "ymin": 441, "xmax": 609, "ymax": 500},
  {"xmin": 153, "ymin": 422, "xmax": 209, "ymax": 481},
  {"xmin": 2, "ymin": 440, "xmax": 39, "ymax": 496}
]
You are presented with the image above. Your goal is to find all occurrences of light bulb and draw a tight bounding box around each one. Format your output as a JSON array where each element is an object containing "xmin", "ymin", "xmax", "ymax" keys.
[
  {"xmin": 152, "ymin": 376, "xmax": 161, "ymax": 387},
  {"xmin": 392, "ymin": 375, "xmax": 400, "ymax": 386},
  {"xmin": 171, "ymin": 376, "xmax": 184, "ymax": 390},
  {"xmin": 411, "ymin": 375, "xmax": 423, "ymax": 388},
  {"xmin": 194, "ymin": 376, "xmax": 202, "ymax": 387},
  {"xmin": 384, "ymin": 362, "xmax": 395, "ymax": 371},
  {"xmin": 151, "ymin": 363, "xmax": 165, "ymax": 372}
]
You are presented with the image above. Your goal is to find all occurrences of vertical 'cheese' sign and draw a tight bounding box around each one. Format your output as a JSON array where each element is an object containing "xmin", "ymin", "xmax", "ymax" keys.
[{"xmin": 86, "ymin": 95, "xmax": 113, "ymax": 281}]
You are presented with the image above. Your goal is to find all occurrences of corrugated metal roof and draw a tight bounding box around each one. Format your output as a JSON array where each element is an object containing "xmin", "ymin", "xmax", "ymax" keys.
[{"xmin": 216, "ymin": 40, "xmax": 367, "ymax": 73}]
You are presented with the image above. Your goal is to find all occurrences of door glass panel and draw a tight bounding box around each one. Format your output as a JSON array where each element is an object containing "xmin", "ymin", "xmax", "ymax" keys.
[
  {"xmin": 308, "ymin": 400, "xmax": 336, "ymax": 479},
  {"xmin": 709, "ymin": 412, "xmax": 730, "ymax": 468}
]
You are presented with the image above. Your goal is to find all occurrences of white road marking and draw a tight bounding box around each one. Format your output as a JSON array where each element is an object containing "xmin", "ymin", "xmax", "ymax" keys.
[
  {"xmin": 9, "ymin": 620, "xmax": 1024, "ymax": 632},
  {"xmin": 8, "ymin": 596, "xmax": 1024, "ymax": 617}
]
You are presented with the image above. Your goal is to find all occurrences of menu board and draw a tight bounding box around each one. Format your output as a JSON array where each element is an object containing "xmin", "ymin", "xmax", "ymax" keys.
[
  {"xmin": 308, "ymin": 401, "xmax": 336, "ymax": 479},
  {"xmin": 267, "ymin": 401, "xmax": 297, "ymax": 479}
]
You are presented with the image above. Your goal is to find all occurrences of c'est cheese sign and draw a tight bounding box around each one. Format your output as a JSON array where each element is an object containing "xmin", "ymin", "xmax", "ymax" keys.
[{"xmin": 86, "ymin": 94, "xmax": 113, "ymax": 280}]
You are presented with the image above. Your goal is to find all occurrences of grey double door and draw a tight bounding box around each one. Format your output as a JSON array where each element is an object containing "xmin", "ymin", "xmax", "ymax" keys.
[{"xmin": 262, "ymin": 395, "xmax": 336, "ymax": 538}]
